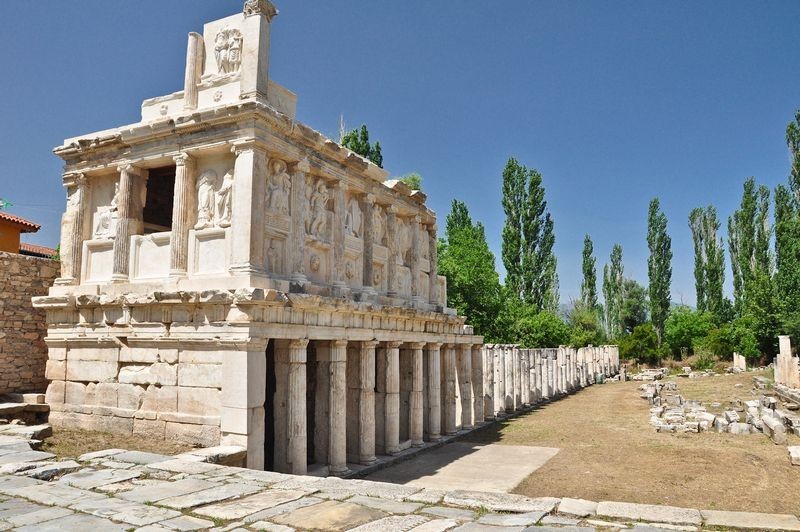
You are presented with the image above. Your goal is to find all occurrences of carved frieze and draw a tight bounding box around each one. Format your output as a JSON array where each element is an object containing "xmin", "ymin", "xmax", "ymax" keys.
[
  {"xmin": 372, "ymin": 204, "xmax": 386, "ymax": 245},
  {"xmin": 214, "ymin": 28, "xmax": 243, "ymax": 74},
  {"xmin": 305, "ymin": 177, "xmax": 330, "ymax": 240},
  {"xmin": 344, "ymin": 196, "xmax": 363, "ymax": 238},
  {"xmin": 195, "ymin": 168, "xmax": 233, "ymax": 229},
  {"xmin": 94, "ymin": 182, "xmax": 119, "ymax": 239}
]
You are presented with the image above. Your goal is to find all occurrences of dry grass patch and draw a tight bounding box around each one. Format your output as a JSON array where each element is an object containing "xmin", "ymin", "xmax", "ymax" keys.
[
  {"xmin": 465, "ymin": 371, "xmax": 800, "ymax": 514},
  {"xmin": 42, "ymin": 428, "xmax": 194, "ymax": 460}
]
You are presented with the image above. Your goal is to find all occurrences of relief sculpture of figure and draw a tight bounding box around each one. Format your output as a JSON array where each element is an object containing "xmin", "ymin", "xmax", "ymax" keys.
[
  {"xmin": 195, "ymin": 169, "xmax": 219, "ymax": 229},
  {"xmin": 94, "ymin": 182, "xmax": 120, "ymax": 238},
  {"xmin": 267, "ymin": 159, "xmax": 291, "ymax": 215},
  {"xmin": 307, "ymin": 179, "xmax": 329, "ymax": 239},
  {"xmin": 344, "ymin": 197, "xmax": 362, "ymax": 237},
  {"xmin": 215, "ymin": 170, "xmax": 233, "ymax": 228},
  {"xmin": 214, "ymin": 28, "xmax": 243, "ymax": 74},
  {"xmin": 372, "ymin": 204, "xmax": 385, "ymax": 245}
]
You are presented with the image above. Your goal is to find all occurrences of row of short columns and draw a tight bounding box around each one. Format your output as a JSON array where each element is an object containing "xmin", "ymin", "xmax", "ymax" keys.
[{"xmin": 482, "ymin": 344, "xmax": 620, "ymax": 418}]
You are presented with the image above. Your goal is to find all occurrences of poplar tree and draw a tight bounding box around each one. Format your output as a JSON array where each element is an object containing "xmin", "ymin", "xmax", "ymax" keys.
[
  {"xmin": 647, "ymin": 198, "xmax": 672, "ymax": 344},
  {"xmin": 728, "ymin": 178, "xmax": 772, "ymax": 308},
  {"xmin": 775, "ymin": 111, "xmax": 800, "ymax": 337},
  {"xmin": 581, "ymin": 234, "xmax": 598, "ymax": 310},
  {"xmin": 500, "ymin": 157, "xmax": 558, "ymax": 311},
  {"xmin": 602, "ymin": 244, "xmax": 624, "ymax": 338},
  {"xmin": 689, "ymin": 206, "xmax": 725, "ymax": 318}
]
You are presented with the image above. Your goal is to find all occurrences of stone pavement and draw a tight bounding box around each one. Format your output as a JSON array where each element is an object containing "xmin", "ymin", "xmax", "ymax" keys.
[{"xmin": 0, "ymin": 446, "xmax": 797, "ymax": 531}]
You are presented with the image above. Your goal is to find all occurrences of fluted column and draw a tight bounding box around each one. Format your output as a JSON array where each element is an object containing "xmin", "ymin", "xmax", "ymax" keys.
[
  {"xmin": 471, "ymin": 345, "xmax": 484, "ymax": 423},
  {"xmin": 386, "ymin": 206, "xmax": 398, "ymax": 296},
  {"xmin": 443, "ymin": 344, "xmax": 458, "ymax": 435},
  {"xmin": 57, "ymin": 172, "xmax": 88, "ymax": 284},
  {"xmin": 411, "ymin": 215, "xmax": 423, "ymax": 304},
  {"xmin": 287, "ymin": 339, "xmax": 308, "ymax": 475},
  {"xmin": 169, "ymin": 153, "xmax": 195, "ymax": 277},
  {"xmin": 428, "ymin": 224, "xmax": 439, "ymax": 306},
  {"xmin": 361, "ymin": 194, "xmax": 376, "ymax": 295},
  {"xmin": 359, "ymin": 340, "xmax": 377, "ymax": 464},
  {"xmin": 329, "ymin": 340, "xmax": 348, "ymax": 475},
  {"xmin": 459, "ymin": 344, "xmax": 473, "ymax": 429},
  {"xmin": 290, "ymin": 159, "xmax": 309, "ymax": 285},
  {"xmin": 112, "ymin": 164, "xmax": 147, "ymax": 282},
  {"xmin": 409, "ymin": 342, "xmax": 425, "ymax": 446},
  {"xmin": 426, "ymin": 343, "xmax": 442, "ymax": 441},
  {"xmin": 230, "ymin": 143, "xmax": 266, "ymax": 275},
  {"xmin": 384, "ymin": 341, "xmax": 401, "ymax": 454}
]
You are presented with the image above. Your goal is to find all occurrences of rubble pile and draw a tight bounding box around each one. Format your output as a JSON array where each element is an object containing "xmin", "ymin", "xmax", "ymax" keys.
[{"xmin": 630, "ymin": 368, "xmax": 668, "ymax": 381}]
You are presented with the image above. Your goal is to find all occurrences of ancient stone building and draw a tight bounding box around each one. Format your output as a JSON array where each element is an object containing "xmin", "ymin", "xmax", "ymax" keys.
[{"xmin": 34, "ymin": 1, "xmax": 482, "ymax": 474}]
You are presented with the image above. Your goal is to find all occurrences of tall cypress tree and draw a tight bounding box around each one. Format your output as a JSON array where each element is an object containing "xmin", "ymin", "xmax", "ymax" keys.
[
  {"xmin": 689, "ymin": 206, "xmax": 725, "ymax": 318},
  {"xmin": 689, "ymin": 208, "xmax": 707, "ymax": 312},
  {"xmin": 581, "ymin": 234, "xmax": 598, "ymax": 310},
  {"xmin": 602, "ymin": 244, "xmax": 624, "ymax": 338},
  {"xmin": 728, "ymin": 178, "xmax": 772, "ymax": 309},
  {"xmin": 647, "ymin": 198, "xmax": 672, "ymax": 344},
  {"xmin": 501, "ymin": 157, "xmax": 558, "ymax": 311}
]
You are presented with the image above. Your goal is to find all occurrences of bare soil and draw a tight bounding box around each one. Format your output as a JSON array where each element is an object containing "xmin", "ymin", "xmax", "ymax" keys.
[
  {"xmin": 42, "ymin": 429, "xmax": 194, "ymax": 460},
  {"xmin": 466, "ymin": 371, "xmax": 800, "ymax": 514}
]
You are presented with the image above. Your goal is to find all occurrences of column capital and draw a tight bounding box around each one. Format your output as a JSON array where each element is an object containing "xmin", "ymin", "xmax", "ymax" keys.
[
  {"xmin": 426, "ymin": 342, "xmax": 443, "ymax": 350},
  {"xmin": 427, "ymin": 224, "xmax": 438, "ymax": 234},
  {"xmin": 63, "ymin": 172, "xmax": 87, "ymax": 188},
  {"xmin": 173, "ymin": 152, "xmax": 193, "ymax": 166},
  {"xmin": 230, "ymin": 140, "xmax": 266, "ymax": 157},
  {"xmin": 360, "ymin": 340, "xmax": 379, "ymax": 350},
  {"xmin": 413, "ymin": 214, "xmax": 421, "ymax": 224},
  {"xmin": 243, "ymin": 0, "xmax": 278, "ymax": 20},
  {"xmin": 116, "ymin": 162, "xmax": 144, "ymax": 176},
  {"xmin": 385, "ymin": 341, "xmax": 403, "ymax": 349},
  {"xmin": 291, "ymin": 157, "xmax": 311, "ymax": 174},
  {"xmin": 407, "ymin": 342, "xmax": 426, "ymax": 350}
]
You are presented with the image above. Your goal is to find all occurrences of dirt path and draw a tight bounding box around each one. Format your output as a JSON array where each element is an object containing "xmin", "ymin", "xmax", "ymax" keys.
[{"xmin": 465, "ymin": 374, "xmax": 800, "ymax": 514}]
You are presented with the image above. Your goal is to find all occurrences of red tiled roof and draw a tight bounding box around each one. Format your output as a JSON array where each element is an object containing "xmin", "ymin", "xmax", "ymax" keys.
[
  {"xmin": 0, "ymin": 212, "xmax": 40, "ymax": 233},
  {"xmin": 19, "ymin": 242, "xmax": 56, "ymax": 258}
]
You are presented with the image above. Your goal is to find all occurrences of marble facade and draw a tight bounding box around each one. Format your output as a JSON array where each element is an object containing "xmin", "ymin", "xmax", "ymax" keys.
[{"xmin": 33, "ymin": 1, "xmax": 482, "ymax": 475}]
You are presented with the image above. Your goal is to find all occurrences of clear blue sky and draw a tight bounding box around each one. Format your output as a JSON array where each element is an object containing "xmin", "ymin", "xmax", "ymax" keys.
[{"xmin": 2, "ymin": 1, "xmax": 799, "ymax": 306}]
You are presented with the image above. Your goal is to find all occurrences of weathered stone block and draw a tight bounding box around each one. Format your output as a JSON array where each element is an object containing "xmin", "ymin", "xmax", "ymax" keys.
[
  {"xmin": 178, "ymin": 363, "xmax": 222, "ymax": 388},
  {"xmin": 134, "ymin": 418, "xmax": 166, "ymax": 440},
  {"xmin": 118, "ymin": 363, "xmax": 177, "ymax": 386},
  {"xmin": 45, "ymin": 380, "xmax": 66, "ymax": 405},
  {"xmin": 117, "ymin": 384, "xmax": 145, "ymax": 410},
  {"xmin": 67, "ymin": 347, "xmax": 119, "ymax": 362},
  {"xmin": 165, "ymin": 422, "xmax": 220, "ymax": 447},
  {"xmin": 92, "ymin": 382, "xmax": 118, "ymax": 407},
  {"xmin": 44, "ymin": 360, "xmax": 66, "ymax": 381},
  {"xmin": 140, "ymin": 385, "xmax": 178, "ymax": 413},
  {"xmin": 178, "ymin": 387, "xmax": 221, "ymax": 416},
  {"xmin": 66, "ymin": 361, "xmax": 119, "ymax": 382},
  {"xmin": 64, "ymin": 381, "xmax": 87, "ymax": 405},
  {"xmin": 179, "ymin": 349, "xmax": 223, "ymax": 364}
]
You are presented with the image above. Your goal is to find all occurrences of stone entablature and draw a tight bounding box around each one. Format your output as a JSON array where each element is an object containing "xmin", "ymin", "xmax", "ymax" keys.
[{"xmin": 35, "ymin": 1, "xmax": 478, "ymax": 477}]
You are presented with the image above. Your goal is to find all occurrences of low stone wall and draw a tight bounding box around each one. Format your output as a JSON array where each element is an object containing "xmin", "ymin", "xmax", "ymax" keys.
[
  {"xmin": 0, "ymin": 251, "xmax": 58, "ymax": 395},
  {"xmin": 482, "ymin": 344, "xmax": 620, "ymax": 417}
]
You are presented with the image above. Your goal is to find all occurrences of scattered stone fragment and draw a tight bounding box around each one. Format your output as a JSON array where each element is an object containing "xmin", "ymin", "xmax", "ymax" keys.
[{"xmin": 789, "ymin": 446, "xmax": 800, "ymax": 466}]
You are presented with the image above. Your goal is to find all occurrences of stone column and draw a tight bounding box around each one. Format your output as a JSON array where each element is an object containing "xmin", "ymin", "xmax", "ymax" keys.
[
  {"xmin": 409, "ymin": 342, "xmax": 425, "ymax": 446},
  {"xmin": 361, "ymin": 194, "xmax": 375, "ymax": 295},
  {"xmin": 494, "ymin": 346, "xmax": 504, "ymax": 416},
  {"xmin": 331, "ymin": 181, "xmax": 348, "ymax": 293},
  {"xmin": 221, "ymin": 339, "xmax": 266, "ymax": 469},
  {"xmin": 443, "ymin": 344, "xmax": 458, "ymax": 434},
  {"xmin": 411, "ymin": 215, "xmax": 423, "ymax": 305},
  {"xmin": 112, "ymin": 164, "xmax": 147, "ymax": 282},
  {"xmin": 57, "ymin": 172, "xmax": 88, "ymax": 284},
  {"xmin": 183, "ymin": 32, "xmax": 203, "ymax": 111},
  {"xmin": 514, "ymin": 347, "xmax": 522, "ymax": 409},
  {"xmin": 230, "ymin": 143, "xmax": 266, "ymax": 276},
  {"xmin": 520, "ymin": 350, "xmax": 529, "ymax": 406},
  {"xmin": 386, "ymin": 206, "xmax": 398, "ymax": 296},
  {"xmin": 290, "ymin": 159, "xmax": 309, "ymax": 286},
  {"xmin": 426, "ymin": 343, "xmax": 442, "ymax": 441},
  {"xmin": 329, "ymin": 340, "xmax": 348, "ymax": 475},
  {"xmin": 384, "ymin": 341, "xmax": 401, "ymax": 454},
  {"xmin": 471, "ymin": 344, "xmax": 484, "ymax": 423},
  {"xmin": 427, "ymin": 224, "xmax": 439, "ymax": 306},
  {"xmin": 287, "ymin": 339, "xmax": 308, "ymax": 475},
  {"xmin": 359, "ymin": 340, "xmax": 377, "ymax": 464},
  {"xmin": 459, "ymin": 344, "xmax": 474, "ymax": 429},
  {"xmin": 240, "ymin": 0, "xmax": 276, "ymax": 100},
  {"xmin": 169, "ymin": 153, "xmax": 195, "ymax": 277}
]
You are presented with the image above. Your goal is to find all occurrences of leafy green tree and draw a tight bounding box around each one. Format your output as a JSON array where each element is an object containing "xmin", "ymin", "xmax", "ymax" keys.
[
  {"xmin": 500, "ymin": 157, "xmax": 558, "ymax": 311},
  {"xmin": 647, "ymin": 198, "xmax": 672, "ymax": 344},
  {"xmin": 698, "ymin": 325, "xmax": 735, "ymax": 359},
  {"xmin": 399, "ymin": 172, "xmax": 422, "ymax": 191},
  {"xmin": 621, "ymin": 278, "xmax": 648, "ymax": 335},
  {"xmin": 689, "ymin": 206, "xmax": 725, "ymax": 319},
  {"xmin": 728, "ymin": 178, "xmax": 772, "ymax": 309},
  {"xmin": 581, "ymin": 234, "xmax": 598, "ymax": 310},
  {"xmin": 775, "ymin": 110, "xmax": 800, "ymax": 342},
  {"xmin": 513, "ymin": 309, "xmax": 570, "ymax": 348},
  {"xmin": 438, "ymin": 200, "xmax": 503, "ymax": 341},
  {"xmin": 602, "ymin": 244, "xmax": 624, "ymax": 338},
  {"xmin": 567, "ymin": 300, "xmax": 605, "ymax": 347},
  {"xmin": 619, "ymin": 323, "xmax": 660, "ymax": 364},
  {"xmin": 341, "ymin": 125, "xmax": 383, "ymax": 168},
  {"xmin": 664, "ymin": 306, "xmax": 714, "ymax": 358}
]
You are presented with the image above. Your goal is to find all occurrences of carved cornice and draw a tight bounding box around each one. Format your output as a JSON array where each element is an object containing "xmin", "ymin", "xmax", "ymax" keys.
[{"xmin": 243, "ymin": 0, "xmax": 278, "ymax": 20}]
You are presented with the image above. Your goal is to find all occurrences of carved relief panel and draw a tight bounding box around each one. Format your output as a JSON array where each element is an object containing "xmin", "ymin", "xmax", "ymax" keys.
[
  {"xmin": 304, "ymin": 176, "xmax": 333, "ymax": 242},
  {"xmin": 91, "ymin": 174, "xmax": 120, "ymax": 239},
  {"xmin": 214, "ymin": 28, "xmax": 243, "ymax": 74},
  {"xmin": 195, "ymin": 168, "xmax": 233, "ymax": 229},
  {"xmin": 264, "ymin": 158, "xmax": 292, "ymax": 278}
]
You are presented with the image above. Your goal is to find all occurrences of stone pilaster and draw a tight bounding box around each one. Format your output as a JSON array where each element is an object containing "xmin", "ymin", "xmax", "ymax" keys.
[
  {"xmin": 426, "ymin": 343, "xmax": 442, "ymax": 441},
  {"xmin": 169, "ymin": 153, "xmax": 195, "ymax": 277},
  {"xmin": 229, "ymin": 143, "xmax": 266, "ymax": 276},
  {"xmin": 359, "ymin": 340, "xmax": 377, "ymax": 464},
  {"xmin": 112, "ymin": 164, "xmax": 147, "ymax": 282},
  {"xmin": 409, "ymin": 342, "xmax": 425, "ymax": 447},
  {"xmin": 443, "ymin": 343, "xmax": 458, "ymax": 435},
  {"xmin": 384, "ymin": 341, "xmax": 401, "ymax": 454},
  {"xmin": 183, "ymin": 33, "xmax": 203, "ymax": 111},
  {"xmin": 220, "ymin": 339, "xmax": 267, "ymax": 469},
  {"xmin": 290, "ymin": 159, "xmax": 309, "ymax": 286},
  {"xmin": 459, "ymin": 344, "xmax": 473, "ymax": 429},
  {"xmin": 411, "ymin": 215, "xmax": 423, "ymax": 305},
  {"xmin": 386, "ymin": 206, "xmax": 397, "ymax": 296},
  {"xmin": 240, "ymin": 0, "xmax": 276, "ymax": 100},
  {"xmin": 361, "ymin": 194, "xmax": 376, "ymax": 295},
  {"xmin": 428, "ymin": 224, "xmax": 439, "ymax": 306},
  {"xmin": 332, "ymin": 181, "xmax": 347, "ymax": 293},
  {"xmin": 328, "ymin": 340, "xmax": 348, "ymax": 475},
  {"xmin": 287, "ymin": 338, "xmax": 308, "ymax": 475},
  {"xmin": 471, "ymin": 344, "xmax": 484, "ymax": 423},
  {"xmin": 57, "ymin": 172, "xmax": 88, "ymax": 284}
]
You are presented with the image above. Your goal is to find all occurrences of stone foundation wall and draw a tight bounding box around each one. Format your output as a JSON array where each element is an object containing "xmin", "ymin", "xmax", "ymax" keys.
[
  {"xmin": 0, "ymin": 251, "xmax": 58, "ymax": 395},
  {"xmin": 46, "ymin": 340, "xmax": 223, "ymax": 446}
]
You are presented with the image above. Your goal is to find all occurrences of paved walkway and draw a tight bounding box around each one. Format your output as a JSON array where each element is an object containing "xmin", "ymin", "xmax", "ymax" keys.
[
  {"xmin": 0, "ymin": 445, "xmax": 799, "ymax": 531},
  {"xmin": 366, "ymin": 442, "xmax": 559, "ymax": 492}
]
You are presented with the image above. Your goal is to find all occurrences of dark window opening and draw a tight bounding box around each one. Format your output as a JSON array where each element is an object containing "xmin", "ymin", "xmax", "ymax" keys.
[{"xmin": 143, "ymin": 166, "xmax": 175, "ymax": 234}]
